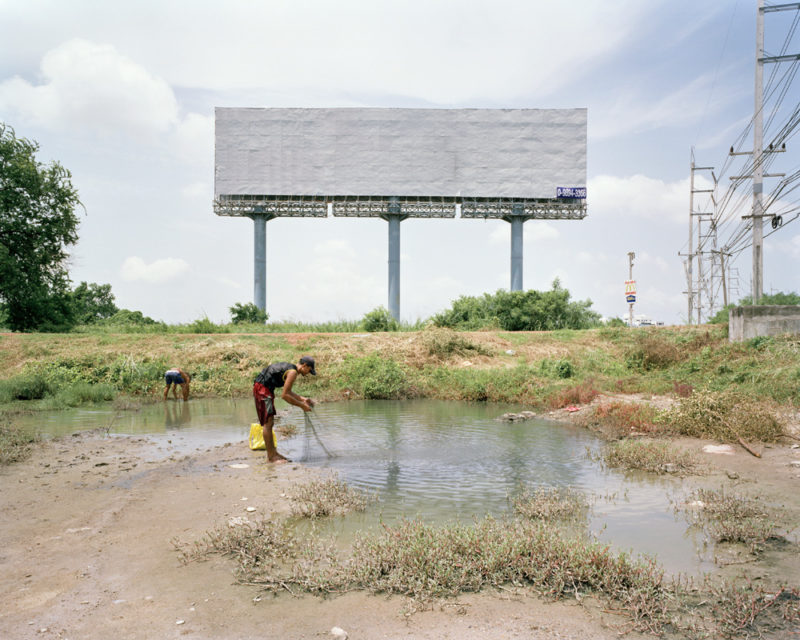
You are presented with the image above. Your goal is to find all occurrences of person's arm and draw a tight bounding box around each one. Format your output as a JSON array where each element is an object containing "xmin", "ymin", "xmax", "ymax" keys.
[
  {"xmin": 179, "ymin": 369, "xmax": 191, "ymax": 400},
  {"xmin": 281, "ymin": 370, "xmax": 312, "ymax": 411}
]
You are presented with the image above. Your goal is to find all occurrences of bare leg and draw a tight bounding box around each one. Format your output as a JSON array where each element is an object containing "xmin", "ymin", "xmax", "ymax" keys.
[
  {"xmin": 163, "ymin": 384, "xmax": 170, "ymax": 401},
  {"xmin": 264, "ymin": 415, "xmax": 288, "ymax": 463}
]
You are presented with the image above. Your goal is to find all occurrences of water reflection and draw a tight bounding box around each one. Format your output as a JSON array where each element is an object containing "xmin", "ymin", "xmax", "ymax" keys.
[
  {"xmin": 164, "ymin": 400, "xmax": 192, "ymax": 429},
  {"xmin": 16, "ymin": 397, "xmax": 709, "ymax": 575}
]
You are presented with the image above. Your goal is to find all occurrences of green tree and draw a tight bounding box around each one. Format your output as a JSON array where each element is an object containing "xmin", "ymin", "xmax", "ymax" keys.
[
  {"xmin": 229, "ymin": 302, "xmax": 269, "ymax": 324},
  {"xmin": 71, "ymin": 281, "xmax": 118, "ymax": 325},
  {"xmin": 0, "ymin": 124, "xmax": 81, "ymax": 332}
]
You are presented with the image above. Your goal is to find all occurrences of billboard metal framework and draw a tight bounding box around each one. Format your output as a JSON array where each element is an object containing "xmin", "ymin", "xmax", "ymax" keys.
[{"xmin": 214, "ymin": 107, "xmax": 587, "ymax": 319}]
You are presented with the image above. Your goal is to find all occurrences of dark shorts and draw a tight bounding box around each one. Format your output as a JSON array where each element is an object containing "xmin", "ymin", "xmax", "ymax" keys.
[
  {"xmin": 165, "ymin": 371, "xmax": 185, "ymax": 385},
  {"xmin": 253, "ymin": 382, "xmax": 276, "ymax": 424}
]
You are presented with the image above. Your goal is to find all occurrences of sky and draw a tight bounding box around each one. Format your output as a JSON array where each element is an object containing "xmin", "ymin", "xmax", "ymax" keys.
[{"xmin": 1, "ymin": 0, "xmax": 799, "ymax": 326}]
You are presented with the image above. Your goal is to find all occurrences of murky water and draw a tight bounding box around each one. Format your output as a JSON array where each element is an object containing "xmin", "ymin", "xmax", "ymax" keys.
[{"xmin": 18, "ymin": 398, "xmax": 712, "ymax": 576}]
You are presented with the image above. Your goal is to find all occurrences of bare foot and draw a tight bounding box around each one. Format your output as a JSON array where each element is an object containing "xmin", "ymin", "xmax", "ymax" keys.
[{"xmin": 267, "ymin": 452, "xmax": 290, "ymax": 464}]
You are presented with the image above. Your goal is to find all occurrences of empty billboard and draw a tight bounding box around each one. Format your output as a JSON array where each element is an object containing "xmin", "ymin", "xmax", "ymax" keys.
[{"xmin": 214, "ymin": 107, "xmax": 587, "ymax": 201}]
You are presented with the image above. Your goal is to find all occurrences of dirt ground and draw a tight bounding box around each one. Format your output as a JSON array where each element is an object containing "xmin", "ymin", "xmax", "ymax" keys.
[{"xmin": 2, "ymin": 409, "xmax": 800, "ymax": 640}]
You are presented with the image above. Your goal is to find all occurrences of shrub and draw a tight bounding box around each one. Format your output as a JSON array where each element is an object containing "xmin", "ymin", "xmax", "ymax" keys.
[
  {"xmin": 361, "ymin": 306, "xmax": 398, "ymax": 332},
  {"xmin": 340, "ymin": 354, "xmax": 410, "ymax": 399},
  {"xmin": 0, "ymin": 373, "xmax": 52, "ymax": 400},
  {"xmin": 229, "ymin": 302, "xmax": 268, "ymax": 325}
]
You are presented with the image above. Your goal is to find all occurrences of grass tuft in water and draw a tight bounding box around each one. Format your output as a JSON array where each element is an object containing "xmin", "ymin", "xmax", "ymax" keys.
[
  {"xmin": 511, "ymin": 486, "xmax": 589, "ymax": 522},
  {"xmin": 289, "ymin": 474, "xmax": 376, "ymax": 519},
  {"xmin": 182, "ymin": 515, "xmax": 670, "ymax": 632},
  {"xmin": 677, "ymin": 488, "xmax": 785, "ymax": 554},
  {"xmin": 598, "ymin": 439, "xmax": 700, "ymax": 475}
]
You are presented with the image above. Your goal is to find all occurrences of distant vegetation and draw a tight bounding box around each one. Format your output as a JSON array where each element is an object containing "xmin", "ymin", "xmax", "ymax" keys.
[{"xmin": 709, "ymin": 291, "xmax": 800, "ymax": 324}]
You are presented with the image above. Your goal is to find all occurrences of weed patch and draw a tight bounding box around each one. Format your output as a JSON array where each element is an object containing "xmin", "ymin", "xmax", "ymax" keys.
[
  {"xmin": 547, "ymin": 381, "xmax": 599, "ymax": 409},
  {"xmin": 420, "ymin": 327, "xmax": 491, "ymax": 360},
  {"xmin": 659, "ymin": 389, "xmax": 784, "ymax": 443},
  {"xmin": 511, "ymin": 486, "xmax": 589, "ymax": 522},
  {"xmin": 0, "ymin": 420, "xmax": 40, "ymax": 464},
  {"xmin": 598, "ymin": 439, "xmax": 700, "ymax": 475},
  {"xmin": 677, "ymin": 488, "xmax": 785, "ymax": 554},
  {"xmin": 579, "ymin": 401, "xmax": 661, "ymax": 436},
  {"xmin": 289, "ymin": 474, "xmax": 376, "ymax": 518}
]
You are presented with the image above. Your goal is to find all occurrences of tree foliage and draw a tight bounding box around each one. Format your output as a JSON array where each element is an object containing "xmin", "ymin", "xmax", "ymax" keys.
[
  {"xmin": 432, "ymin": 280, "xmax": 600, "ymax": 331},
  {"xmin": 71, "ymin": 281, "xmax": 118, "ymax": 325},
  {"xmin": 229, "ymin": 302, "xmax": 269, "ymax": 324},
  {"xmin": 0, "ymin": 124, "xmax": 81, "ymax": 331}
]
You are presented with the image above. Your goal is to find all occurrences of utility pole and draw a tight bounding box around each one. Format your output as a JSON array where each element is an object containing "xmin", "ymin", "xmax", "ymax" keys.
[
  {"xmin": 627, "ymin": 252, "xmax": 635, "ymax": 327},
  {"xmin": 746, "ymin": 0, "xmax": 798, "ymax": 303},
  {"xmin": 752, "ymin": 0, "xmax": 766, "ymax": 303},
  {"xmin": 682, "ymin": 150, "xmax": 713, "ymax": 324}
]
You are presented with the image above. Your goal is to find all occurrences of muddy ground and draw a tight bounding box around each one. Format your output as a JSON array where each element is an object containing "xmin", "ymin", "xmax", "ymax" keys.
[{"xmin": 2, "ymin": 406, "xmax": 800, "ymax": 640}]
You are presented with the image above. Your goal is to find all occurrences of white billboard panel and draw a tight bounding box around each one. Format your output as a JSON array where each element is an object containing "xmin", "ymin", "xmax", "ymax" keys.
[{"xmin": 215, "ymin": 108, "xmax": 586, "ymax": 200}]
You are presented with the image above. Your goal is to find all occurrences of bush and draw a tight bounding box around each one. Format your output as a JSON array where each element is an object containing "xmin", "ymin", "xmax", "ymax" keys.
[
  {"xmin": 361, "ymin": 306, "xmax": 398, "ymax": 332},
  {"xmin": 432, "ymin": 280, "xmax": 599, "ymax": 331},
  {"xmin": 0, "ymin": 373, "xmax": 52, "ymax": 400},
  {"xmin": 339, "ymin": 354, "xmax": 409, "ymax": 399},
  {"xmin": 230, "ymin": 302, "xmax": 268, "ymax": 325}
]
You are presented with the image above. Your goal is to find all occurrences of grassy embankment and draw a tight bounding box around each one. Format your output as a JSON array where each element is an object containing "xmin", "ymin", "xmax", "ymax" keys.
[{"xmin": 1, "ymin": 323, "xmax": 797, "ymax": 430}]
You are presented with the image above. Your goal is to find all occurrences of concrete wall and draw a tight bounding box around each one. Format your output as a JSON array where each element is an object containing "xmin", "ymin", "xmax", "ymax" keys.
[{"xmin": 728, "ymin": 305, "xmax": 800, "ymax": 342}]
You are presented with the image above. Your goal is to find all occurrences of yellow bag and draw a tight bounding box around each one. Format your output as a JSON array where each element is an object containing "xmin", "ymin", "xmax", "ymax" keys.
[{"xmin": 249, "ymin": 423, "xmax": 277, "ymax": 450}]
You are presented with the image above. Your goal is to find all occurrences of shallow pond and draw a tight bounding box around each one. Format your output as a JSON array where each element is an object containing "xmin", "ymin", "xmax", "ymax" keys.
[{"xmin": 20, "ymin": 397, "xmax": 712, "ymax": 576}]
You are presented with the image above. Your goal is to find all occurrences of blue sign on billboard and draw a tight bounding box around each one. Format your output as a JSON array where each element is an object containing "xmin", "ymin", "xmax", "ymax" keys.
[
  {"xmin": 556, "ymin": 187, "xmax": 587, "ymax": 199},
  {"xmin": 626, "ymin": 294, "xmax": 636, "ymax": 303}
]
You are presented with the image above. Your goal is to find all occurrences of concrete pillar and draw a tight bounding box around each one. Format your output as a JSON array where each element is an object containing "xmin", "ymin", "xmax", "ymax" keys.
[
  {"xmin": 387, "ymin": 212, "xmax": 401, "ymax": 321},
  {"xmin": 253, "ymin": 214, "xmax": 267, "ymax": 312},
  {"xmin": 510, "ymin": 215, "xmax": 524, "ymax": 291}
]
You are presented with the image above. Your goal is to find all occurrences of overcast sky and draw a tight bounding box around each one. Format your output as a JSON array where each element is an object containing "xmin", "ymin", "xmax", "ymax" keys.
[{"xmin": 1, "ymin": 0, "xmax": 798, "ymax": 325}]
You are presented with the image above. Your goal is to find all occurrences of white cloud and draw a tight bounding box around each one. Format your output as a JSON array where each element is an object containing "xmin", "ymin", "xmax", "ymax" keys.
[
  {"xmin": 121, "ymin": 256, "xmax": 189, "ymax": 283},
  {"xmin": 588, "ymin": 174, "xmax": 701, "ymax": 224},
  {"xmin": 0, "ymin": 38, "xmax": 178, "ymax": 137}
]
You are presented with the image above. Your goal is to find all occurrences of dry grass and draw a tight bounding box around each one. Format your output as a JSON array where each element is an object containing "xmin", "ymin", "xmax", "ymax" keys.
[
  {"xmin": 660, "ymin": 389, "xmax": 785, "ymax": 443},
  {"xmin": 289, "ymin": 474, "xmax": 376, "ymax": 519}
]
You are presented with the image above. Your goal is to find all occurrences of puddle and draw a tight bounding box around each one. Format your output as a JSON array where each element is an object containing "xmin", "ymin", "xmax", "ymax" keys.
[{"xmin": 19, "ymin": 397, "xmax": 716, "ymax": 575}]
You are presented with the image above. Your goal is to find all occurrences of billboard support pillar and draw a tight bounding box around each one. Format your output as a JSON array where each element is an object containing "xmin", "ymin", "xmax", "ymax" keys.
[
  {"xmin": 506, "ymin": 204, "xmax": 527, "ymax": 291},
  {"xmin": 252, "ymin": 214, "xmax": 267, "ymax": 313},
  {"xmin": 387, "ymin": 198, "xmax": 403, "ymax": 321}
]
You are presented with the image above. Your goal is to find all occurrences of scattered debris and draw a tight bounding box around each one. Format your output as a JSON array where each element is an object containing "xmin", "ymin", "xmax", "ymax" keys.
[
  {"xmin": 702, "ymin": 444, "xmax": 735, "ymax": 455},
  {"xmin": 228, "ymin": 463, "xmax": 249, "ymax": 469},
  {"xmin": 499, "ymin": 411, "xmax": 537, "ymax": 422},
  {"xmin": 331, "ymin": 627, "xmax": 348, "ymax": 639}
]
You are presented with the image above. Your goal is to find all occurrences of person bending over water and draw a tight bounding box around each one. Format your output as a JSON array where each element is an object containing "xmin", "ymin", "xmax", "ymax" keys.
[
  {"xmin": 253, "ymin": 356, "xmax": 316, "ymax": 463},
  {"xmin": 164, "ymin": 367, "xmax": 191, "ymax": 401}
]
